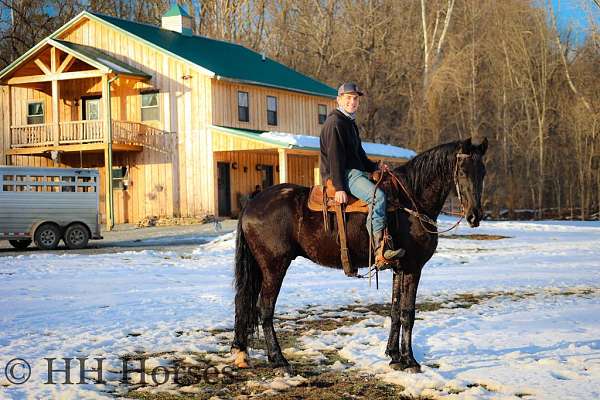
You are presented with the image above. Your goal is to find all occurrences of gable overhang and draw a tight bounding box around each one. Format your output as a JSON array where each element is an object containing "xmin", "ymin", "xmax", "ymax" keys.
[
  {"xmin": 0, "ymin": 10, "xmax": 215, "ymax": 84},
  {"xmin": 0, "ymin": 38, "xmax": 150, "ymax": 86}
]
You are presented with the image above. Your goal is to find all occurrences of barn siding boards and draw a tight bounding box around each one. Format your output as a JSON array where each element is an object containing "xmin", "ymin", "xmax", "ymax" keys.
[
  {"xmin": 54, "ymin": 16, "xmax": 213, "ymax": 220},
  {"xmin": 212, "ymin": 80, "xmax": 336, "ymax": 136},
  {"xmin": 1, "ymin": 13, "xmax": 369, "ymax": 223}
]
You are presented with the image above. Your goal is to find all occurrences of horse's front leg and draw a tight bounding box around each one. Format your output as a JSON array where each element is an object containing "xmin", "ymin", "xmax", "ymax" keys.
[
  {"xmin": 385, "ymin": 271, "xmax": 402, "ymax": 361},
  {"xmin": 390, "ymin": 270, "xmax": 422, "ymax": 373}
]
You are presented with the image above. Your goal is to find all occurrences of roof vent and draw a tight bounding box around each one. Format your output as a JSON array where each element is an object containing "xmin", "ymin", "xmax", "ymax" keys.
[{"xmin": 161, "ymin": 4, "xmax": 193, "ymax": 36}]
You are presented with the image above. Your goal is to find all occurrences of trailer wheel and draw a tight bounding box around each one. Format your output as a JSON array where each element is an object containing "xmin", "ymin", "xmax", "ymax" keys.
[
  {"xmin": 64, "ymin": 223, "xmax": 90, "ymax": 249},
  {"xmin": 34, "ymin": 223, "xmax": 61, "ymax": 250},
  {"xmin": 8, "ymin": 239, "xmax": 32, "ymax": 250}
]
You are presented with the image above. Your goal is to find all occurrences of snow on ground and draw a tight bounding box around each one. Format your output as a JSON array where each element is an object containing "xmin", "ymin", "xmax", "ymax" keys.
[{"xmin": 0, "ymin": 218, "xmax": 599, "ymax": 398}]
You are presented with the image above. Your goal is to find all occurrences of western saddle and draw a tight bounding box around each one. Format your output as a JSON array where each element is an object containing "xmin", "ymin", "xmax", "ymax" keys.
[{"xmin": 307, "ymin": 176, "xmax": 400, "ymax": 277}]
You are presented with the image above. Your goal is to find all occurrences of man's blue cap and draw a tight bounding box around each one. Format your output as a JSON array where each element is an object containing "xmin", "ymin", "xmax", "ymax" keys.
[{"xmin": 338, "ymin": 82, "xmax": 364, "ymax": 96}]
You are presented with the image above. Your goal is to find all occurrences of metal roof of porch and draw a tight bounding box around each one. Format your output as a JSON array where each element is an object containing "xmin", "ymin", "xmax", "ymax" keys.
[{"xmin": 210, "ymin": 125, "xmax": 416, "ymax": 161}]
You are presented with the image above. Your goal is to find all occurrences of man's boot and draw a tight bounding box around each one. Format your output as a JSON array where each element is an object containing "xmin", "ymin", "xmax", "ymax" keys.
[{"xmin": 372, "ymin": 230, "xmax": 405, "ymax": 270}]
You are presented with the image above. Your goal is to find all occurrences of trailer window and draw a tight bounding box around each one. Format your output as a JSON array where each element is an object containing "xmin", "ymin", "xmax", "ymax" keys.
[
  {"xmin": 61, "ymin": 176, "xmax": 76, "ymax": 192},
  {"xmin": 77, "ymin": 175, "xmax": 97, "ymax": 192}
]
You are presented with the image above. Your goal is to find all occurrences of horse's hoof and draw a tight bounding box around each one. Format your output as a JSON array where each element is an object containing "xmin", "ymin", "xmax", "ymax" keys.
[
  {"xmin": 232, "ymin": 349, "xmax": 251, "ymax": 369},
  {"xmin": 274, "ymin": 364, "xmax": 294, "ymax": 376},
  {"xmin": 389, "ymin": 360, "xmax": 421, "ymax": 373}
]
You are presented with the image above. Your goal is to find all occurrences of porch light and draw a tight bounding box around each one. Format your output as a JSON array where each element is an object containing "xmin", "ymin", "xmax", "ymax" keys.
[{"xmin": 231, "ymin": 162, "xmax": 238, "ymax": 170}]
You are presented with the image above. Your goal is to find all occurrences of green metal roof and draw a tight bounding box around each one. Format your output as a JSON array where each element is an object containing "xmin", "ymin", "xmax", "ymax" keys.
[
  {"xmin": 163, "ymin": 4, "xmax": 191, "ymax": 17},
  {"xmin": 88, "ymin": 12, "xmax": 337, "ymax": 98},
  {"xmin": 52, "ymin": 39, "xmax": 151, "ymax": 78}
]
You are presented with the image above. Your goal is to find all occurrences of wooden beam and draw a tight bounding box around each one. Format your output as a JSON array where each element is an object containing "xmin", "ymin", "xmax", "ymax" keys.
[
  {"xmin": 278, "ymin": 148, "xmax": 288, "ymax": 183},
  {"xmin": 314, "ymin": 166, "xmax": 321, "ymax": 185},
  {"xmin": 7, "ymin": 70, "xmax": 105, "ymax": 85},
  {"xmin": 51, "ymin": 79, "xmax": 59, "ymax": 146},
  {"xmin": 6, "ymin": 85, "xmax": 12, "ymax": 160},
  {"xmin": 33, "ymin": 58, "xmax": 51, "ymax": 75},
  {"xmin": 50, "ymin": 47, "xmax": 57, "ymax": 72},
  {"xmin": 7, "ymin": 143, "xmax": 142, "ymax": 155},
  {"xmin": 56, "ymin": 54, "xmax": 75, "ymax": 74}
]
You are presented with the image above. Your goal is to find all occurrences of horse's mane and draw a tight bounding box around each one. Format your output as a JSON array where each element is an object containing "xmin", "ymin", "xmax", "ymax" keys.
[{"xmin": 397, "ymin": 140, "xmax": 462, "ymax": 197}]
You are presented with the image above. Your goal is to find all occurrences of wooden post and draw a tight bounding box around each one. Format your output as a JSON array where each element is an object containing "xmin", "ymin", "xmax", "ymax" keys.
[
  {"xmin": 50, "ymin": 47, "xmax": 60, "ymax": 146},
  {"xmin": 278, "ymin": 148, "xmax": 288, "ymax": 183},
  {"xmin": 7, "ymin": 85, "xmax": 12, "ymax": 160},
  {"xmin": 314, "ymin": 166, "xmax": 321, "ymax": 186},
  {"xmin": 102, "ymin": 74, "xmax": 114, "ymax": 231}
]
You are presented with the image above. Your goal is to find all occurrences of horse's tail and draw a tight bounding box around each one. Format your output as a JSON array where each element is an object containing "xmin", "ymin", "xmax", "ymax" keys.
[{"xmin": 233, "ymin": 214, "xmax": 262, "ymax": 345}]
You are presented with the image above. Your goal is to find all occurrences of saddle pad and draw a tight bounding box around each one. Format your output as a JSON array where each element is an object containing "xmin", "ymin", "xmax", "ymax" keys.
[{"xmin": 308, "ymin": 185, "xmax": 369, "ymax": 213}]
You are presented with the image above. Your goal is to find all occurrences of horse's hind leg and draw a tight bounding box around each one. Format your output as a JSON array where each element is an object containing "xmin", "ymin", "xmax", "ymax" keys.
[{"xmin": 258, "ymin": 257, "xmax": 292, "ymax": 372}]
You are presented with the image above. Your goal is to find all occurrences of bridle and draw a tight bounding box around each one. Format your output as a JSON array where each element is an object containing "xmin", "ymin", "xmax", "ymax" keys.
[
  {"xmin": 362, "ymin": 152, "xmax": 473, "ymax": 284},
  {"xmin": 384, "ymin": 152, "xmax": 471, "ymax": 235}
]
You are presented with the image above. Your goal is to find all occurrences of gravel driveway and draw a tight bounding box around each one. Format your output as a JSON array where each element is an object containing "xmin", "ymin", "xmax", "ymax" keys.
[{"xmin": 0, "ymin": 219, "xmax": 238, "ymax": 256}]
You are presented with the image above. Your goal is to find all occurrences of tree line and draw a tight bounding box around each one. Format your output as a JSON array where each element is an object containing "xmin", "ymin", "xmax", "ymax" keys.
[{"xmin": 1, "ymin": 0, "xmax": 598, "ymax": 219}]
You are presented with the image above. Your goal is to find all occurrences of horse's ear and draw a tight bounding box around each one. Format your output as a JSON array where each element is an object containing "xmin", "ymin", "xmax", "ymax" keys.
[
  {"xmin": 472, "ymin": 137, "xmax": 488, "ymax": 155},
  {"xmin": 460, "ymin": 137, "xmax": 473, "ymax": 153},
  {"xmin": 479, "ymin": 137, "xmax": 488, "ymax": 155}
]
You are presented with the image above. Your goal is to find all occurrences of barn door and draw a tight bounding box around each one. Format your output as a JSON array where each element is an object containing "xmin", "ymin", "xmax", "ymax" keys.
[{"xmin": 217, "ymin": 162, "xmax": 231, "ymax": 217}]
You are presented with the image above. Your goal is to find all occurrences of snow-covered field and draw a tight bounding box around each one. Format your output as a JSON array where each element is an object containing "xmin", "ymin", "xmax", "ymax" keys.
[{"xmin": 1, "ymin": 218, "xmax": 599, "ymax": 399}]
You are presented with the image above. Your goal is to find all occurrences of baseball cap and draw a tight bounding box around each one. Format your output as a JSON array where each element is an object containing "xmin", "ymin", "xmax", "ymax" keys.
[{"xmin": 337, "ymin": 82, "xmax": 364, "ymax": 96}]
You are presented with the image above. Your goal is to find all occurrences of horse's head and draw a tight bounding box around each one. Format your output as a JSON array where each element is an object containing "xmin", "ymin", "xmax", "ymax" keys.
[{"xmin": 455, "ymin": 137, "xmax": 488, "ymax": 227}]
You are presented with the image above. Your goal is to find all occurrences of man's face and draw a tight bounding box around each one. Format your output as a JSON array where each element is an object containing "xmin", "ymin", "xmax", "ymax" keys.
[{"xmin": 337, "ymin": 93, "xmax": 360, "ymax": 114}]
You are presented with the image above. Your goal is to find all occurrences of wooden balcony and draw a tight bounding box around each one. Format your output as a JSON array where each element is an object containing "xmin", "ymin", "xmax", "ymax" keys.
[{"xmin": 7, "ymin": 120, "xmax": 174, "ymax": 156}]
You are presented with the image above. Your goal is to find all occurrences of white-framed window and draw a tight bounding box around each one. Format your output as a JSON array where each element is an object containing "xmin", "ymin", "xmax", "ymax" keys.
[
  {"xmin": 318, "ymin": 104, "xmax": 327, "ymax": 124},
  {"xmin": 141, "ymin": 91, "xmax": 159, "ymax": 122},
  {"xmin": 238, "ymin": 91, "xmax": 249, "ymax": 122},
  {"xmin": 27, "ymin": 101, "xmax": 44, "ymax": 125},
  {"xmin": 267, "ymin": 95, "xmax": 277, "ymax": 126}
]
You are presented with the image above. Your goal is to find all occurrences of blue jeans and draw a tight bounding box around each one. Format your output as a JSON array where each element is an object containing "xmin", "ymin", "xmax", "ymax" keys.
[{"xmin": 345, "ymin": 169, "xmax": 386, "ymax": 234}]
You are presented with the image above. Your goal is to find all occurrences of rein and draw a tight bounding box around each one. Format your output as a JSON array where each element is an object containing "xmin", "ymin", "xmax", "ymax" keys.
[
  {"xmin": 388, "ymin": 152, "xmax": 470, "ymax": 235},
  {"xmin": 361, "ymin": 152, "xmax": 471, "ymax": 284}
]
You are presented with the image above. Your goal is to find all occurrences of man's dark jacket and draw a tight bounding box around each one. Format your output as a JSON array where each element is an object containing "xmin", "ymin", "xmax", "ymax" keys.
[{"xmin": 319, "ymin": 109, "xmax": 378, "ymax": 191}]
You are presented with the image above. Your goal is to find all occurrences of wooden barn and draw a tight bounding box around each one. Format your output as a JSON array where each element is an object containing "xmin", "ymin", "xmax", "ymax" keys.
[{"xmin": 0, "ymin": 5, "xmax": 414, "ymax": 229}]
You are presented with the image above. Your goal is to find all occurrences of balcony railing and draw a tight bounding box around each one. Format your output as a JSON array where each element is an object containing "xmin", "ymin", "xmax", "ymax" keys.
[{"xmin": 10, "ymin": 120, "xmax": 175, "ymax": 154}]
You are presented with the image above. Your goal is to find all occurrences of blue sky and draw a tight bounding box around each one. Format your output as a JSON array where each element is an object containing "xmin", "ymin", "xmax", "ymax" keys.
[{"xmin": 549, "ymin": 0, "xmax": 599, "ymax": 36}]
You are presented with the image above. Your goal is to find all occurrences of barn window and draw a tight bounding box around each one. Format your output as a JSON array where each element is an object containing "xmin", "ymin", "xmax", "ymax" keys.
[
  {"xmin": 238, "ymin": 91, "xmax": 249, "ymax": 122},
  {"xmin": 112, "ymin": 166, "xmax": 128, "ymax": 190},
  {"xmin": 318, "ymin": 104, "xmax": 327, "ymax": 124},
  {"xmin": 141, "ymin": 91, "xmax": 159, "ymax": 122},
  {"xmin": 267, "ymin": 96, "xmax": 277, "ymax": 126},
  {"xmin": 27, "ymin": 102, "xmax": 44, "ymax": 125}
]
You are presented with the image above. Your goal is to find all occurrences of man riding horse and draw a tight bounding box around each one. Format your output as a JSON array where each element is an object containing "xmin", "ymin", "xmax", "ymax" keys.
[{"xmin": 320, "ymin": 82, "xmax": 404, "ymax": 275}]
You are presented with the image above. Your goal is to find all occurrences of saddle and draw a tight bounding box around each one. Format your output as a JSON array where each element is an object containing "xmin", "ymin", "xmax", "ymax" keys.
[
  {"xmin": 307, "ymin": 180, "xmax": 369, "ymax": 213},
  {"xmin": 307, "ymin": 176, "xmax": 400, "ymax": 277}
]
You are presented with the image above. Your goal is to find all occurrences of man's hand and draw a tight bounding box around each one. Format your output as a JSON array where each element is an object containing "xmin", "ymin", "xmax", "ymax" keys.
[
  {"xmin": 379, "ymin": 161, "xmax": 391, "ymax": 172},
  {"xmin": 335, "ymin": 190, "xmax": 348, "ymax": 204}
]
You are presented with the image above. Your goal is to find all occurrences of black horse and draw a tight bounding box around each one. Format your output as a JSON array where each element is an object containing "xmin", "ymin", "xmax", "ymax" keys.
[{"xmin": 231, "ymin": 137, "xmax": 488, "ymax": 373}]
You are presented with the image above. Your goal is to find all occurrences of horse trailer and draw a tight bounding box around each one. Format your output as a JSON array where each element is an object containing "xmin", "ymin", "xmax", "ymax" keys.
[{"xmin": 0, "ymin": 166, "xmax": 102, "ymax": 250}]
